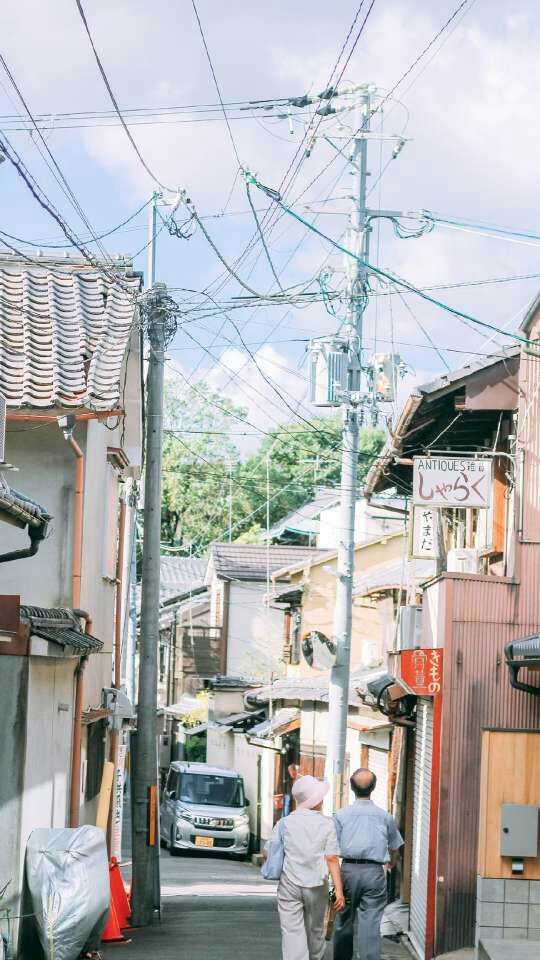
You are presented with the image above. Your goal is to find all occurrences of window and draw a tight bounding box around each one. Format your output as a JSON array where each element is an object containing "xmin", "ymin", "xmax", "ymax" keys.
[
  {"xmin": 85, "ymin": 720, "xmax": 106, "ymax": 801},
  {"xmin": 178, "ymin": 773, "xmax": 245, "ymax": 807}
]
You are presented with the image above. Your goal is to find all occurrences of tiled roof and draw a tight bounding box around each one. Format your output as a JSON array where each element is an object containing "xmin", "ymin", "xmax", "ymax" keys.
[
  {"xmin": 209, "ymin": 543, "xmax": 329, "ymax": 581},
  {"xmin": 160, "ymin": 555, "xmax": 206, "ymax": 602},
  {"xmin": 250, "ymin": 667, "xmax": 386, "ymax": 708},
  {"xmin": 263, "ymin": 487, "xmax": 341, "ymax": 540},
  {"xmin": 0, "ymin": 473, "xmax": 51, "ymax": 527},
  {"xmin": 21, "ymin": 605, "xmax": 103, "ymax": 652},
  {"xmin": 0, "ymin": 261, "xmax": 141, "ymax": 410}
]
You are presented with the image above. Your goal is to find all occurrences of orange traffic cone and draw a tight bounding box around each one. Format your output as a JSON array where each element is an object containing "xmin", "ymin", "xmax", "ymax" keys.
[
  {"xmin": 109, "ymin": 858, "xmax": 131, "ymax": 930},
  {"xmin": 101, "ymin": 899, "xmax": 128, "ymax": 943}
]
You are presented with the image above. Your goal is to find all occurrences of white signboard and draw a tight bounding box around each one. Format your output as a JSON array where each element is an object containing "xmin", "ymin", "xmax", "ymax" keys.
[
  {"xmin": 413, "ymin": 457, "xmax": 492, "ymax": 509},
  {"xmin": 111, "ymin": 742, "xmax": 127, "ymax": 861},
  {"xmin": 411, "ymin": 506, "xmax": 440, "ymax": 559}
]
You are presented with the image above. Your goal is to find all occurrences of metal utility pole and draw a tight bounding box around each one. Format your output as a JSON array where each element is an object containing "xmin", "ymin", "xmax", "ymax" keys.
[
  {"xmin": 131, "ymin": 282, "xmax": 167, "ymax": 926},
  {"xmin": 325, "ymin": 92, "xmax": 371, "ymax": 809}
]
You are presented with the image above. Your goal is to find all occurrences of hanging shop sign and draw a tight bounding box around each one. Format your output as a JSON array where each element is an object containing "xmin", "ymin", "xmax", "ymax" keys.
[
  {"xmin": 110, "ymin": 742, "xmax": 127, "ymax": 861},
  {"xmin": 410, "ymin": 505, "xmax": 440, "ymax": 559},
  {"xmin": 413, "ymin": 456, "xmax": 492, "ymax": 509},
  {"xmin": 401, "ymin": 647, "xmax": 443, "ymax": 696}
]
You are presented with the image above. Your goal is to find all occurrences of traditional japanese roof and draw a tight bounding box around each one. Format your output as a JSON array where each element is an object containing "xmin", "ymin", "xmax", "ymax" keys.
[
  {"xmin": 248, "ymin": 707, "xmax": 300, "ymax": 739},
  {"xmin": 20, "ymin": 605, "xmax": 103, "ymax": 652},
  {"xmin": 0, "ymin": 259, "xmax": 141, "ymax": 410},
  {"xmin": 250, "ymin": 666, "xmax": 386, "ymax": 708},
  {"xmin": 0, "ymin": 473, "xmax": 51, "ymax": 528},
  {"xmin": 364, "ymin": 345, "xmax": 520, "ymax": 497},
  {"xmin": 159, "ymin": 555, "xmax": 207, "ymax": 602},
  {"xmin": 262, "ymin": 487, "xmax": 341, "ymax": 542},
  {"xmin": 208, "ymin": 543, "xmax": 329, "ymax": 582}
]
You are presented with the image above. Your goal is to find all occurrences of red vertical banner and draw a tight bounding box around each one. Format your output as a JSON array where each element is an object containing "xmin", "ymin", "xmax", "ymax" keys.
[
  {"xmin": 401, "ymin": 648, "xmax": 443, "ymax": 695},
  {"xmin": 426, "ymin": 694, "xmax": 443, "ymax": 959}
]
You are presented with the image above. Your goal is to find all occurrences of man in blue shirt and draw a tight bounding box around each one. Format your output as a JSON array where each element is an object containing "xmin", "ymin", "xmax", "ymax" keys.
[{"xmin": 333, "ymin": 768, "xmax": 404, "ymax": 960}]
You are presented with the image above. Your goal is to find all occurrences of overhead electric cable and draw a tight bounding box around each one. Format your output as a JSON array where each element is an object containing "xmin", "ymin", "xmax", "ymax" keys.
[
  {"xmin": 248, "ymin": 175, "xmax": 533, "ymax": 346},
  {"xmin": 73, "ymin": 0, "xmax": 176, "ymax": 192},
  {"xmin": 0, "ymin": 197, "xmax": 152, "ymax": 249}
]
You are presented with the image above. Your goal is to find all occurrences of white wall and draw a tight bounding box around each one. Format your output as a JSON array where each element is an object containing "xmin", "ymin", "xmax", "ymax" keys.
[
  {"xmin": 226, "ymin": 581, "xmax": 285, "ymax": 679},
  {"xmin": 18, "ymin": 656, "xmax": 75, "ymax": 895},
  {"xmin": 206, "ymin": 726, "xmax": 234, "ymax": 769},
  {"xmin": 233, "ymin": 733, "xmax": 275, "ymax": 843},
  {"xmin": 318, "ymin": 498, "xmax": 406, "ymax": 548}
]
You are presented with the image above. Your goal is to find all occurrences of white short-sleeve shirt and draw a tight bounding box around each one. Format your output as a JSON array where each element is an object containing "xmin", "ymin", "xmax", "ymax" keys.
[{"xmin": 270, "ymin": 809, "xmax": 338, "ymax": 888}]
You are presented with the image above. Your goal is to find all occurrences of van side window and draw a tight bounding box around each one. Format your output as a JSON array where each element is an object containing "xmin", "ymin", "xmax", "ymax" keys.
[{"xmin": 166, "ymin": 770, "xmax": 179, "ymax": 794}]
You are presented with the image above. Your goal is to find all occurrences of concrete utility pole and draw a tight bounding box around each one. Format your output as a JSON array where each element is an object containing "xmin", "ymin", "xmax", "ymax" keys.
[
  {"xmin": 131, "ymin": 282, "xmax": 167, "ymax": 925},
  {"xmin": 325, "ymin": 92, "xmax": 371, "ymax": 809}
]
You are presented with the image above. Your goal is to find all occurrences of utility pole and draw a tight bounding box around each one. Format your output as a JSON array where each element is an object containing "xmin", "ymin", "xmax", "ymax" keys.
[
  {"xmin": 131, "ymin": 281, "xmax": 167, "ymax": 925},
  {"xmin": 324, "ymin": 92, "xmax": 371, "ymax": 809}
]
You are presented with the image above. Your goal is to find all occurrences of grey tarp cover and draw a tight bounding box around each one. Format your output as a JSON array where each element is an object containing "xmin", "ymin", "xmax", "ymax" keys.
[{"xmin": 26, "ymin": 826, "xmax": 109, "ymax": 960}]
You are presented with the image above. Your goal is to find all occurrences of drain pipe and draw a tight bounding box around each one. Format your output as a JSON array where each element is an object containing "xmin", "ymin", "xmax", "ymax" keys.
[
  {"xmin": 60, "ymin": 416, "xmax": 87, "ymax": 828},
  {"xmin": 69, "ymin": 611, "xmax": 93, "ymax": 827}
]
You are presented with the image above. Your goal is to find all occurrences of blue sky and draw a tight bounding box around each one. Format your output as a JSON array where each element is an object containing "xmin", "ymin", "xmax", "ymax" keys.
[{"xmin": 1, "ymin": 0, "xmax": 539, "ymax": 445}]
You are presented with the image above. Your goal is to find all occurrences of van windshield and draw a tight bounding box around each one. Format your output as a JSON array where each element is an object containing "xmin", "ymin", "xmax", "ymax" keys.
[{"xmin": 177, "ymin": 773, "xmax": 245, "ymax": 807}]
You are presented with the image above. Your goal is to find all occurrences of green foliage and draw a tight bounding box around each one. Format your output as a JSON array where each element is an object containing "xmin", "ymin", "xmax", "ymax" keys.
[
  {"xmin": 242, "ymin": 418, "xmax": 386, "ymax": 532},
  {"xmin": 161, "ymin": 379, "xmax": 251, "ymax": 552},
  {"xmin": 185, "ymin": 733, "xmax": 206, "ymax": 763},
  {"xmin": 160, "ymin": 380, "xmax": 386, "ymax": 552}
]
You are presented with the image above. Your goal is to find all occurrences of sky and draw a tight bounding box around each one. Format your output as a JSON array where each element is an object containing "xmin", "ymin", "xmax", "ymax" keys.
[{"xmin": 1, "ymin": 0, "xmax": 539, "ymax": 450}]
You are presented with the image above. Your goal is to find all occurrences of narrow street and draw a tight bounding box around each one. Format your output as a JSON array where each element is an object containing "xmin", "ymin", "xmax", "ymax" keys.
[{"xmin": 102, "ymin": 850, "xmax": 411, "ymax": 960}]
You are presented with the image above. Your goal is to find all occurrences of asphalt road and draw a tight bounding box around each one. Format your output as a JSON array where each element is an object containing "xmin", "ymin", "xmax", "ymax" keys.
[
  {"xmin": 102, "ymin": 849, "xmax": 282, "ymax": 960},
  {"xmin": 102, "ymin": 849, "xmax": 411, "ymax": 960}
]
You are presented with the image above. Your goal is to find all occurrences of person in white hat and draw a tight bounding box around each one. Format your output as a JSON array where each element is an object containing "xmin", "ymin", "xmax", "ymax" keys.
[{"xmin": 268, "ymin": 774, "xmax": 345, "ymax": 960}]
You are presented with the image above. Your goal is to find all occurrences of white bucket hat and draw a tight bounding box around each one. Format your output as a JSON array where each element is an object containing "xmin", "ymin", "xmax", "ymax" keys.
[{"xmin": 292, "ymin": 774, "xmax": 330, "ymax": 810}]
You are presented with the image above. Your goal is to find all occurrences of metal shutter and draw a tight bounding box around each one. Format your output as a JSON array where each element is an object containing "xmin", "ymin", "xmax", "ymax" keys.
[
  {"xmin": 368, "ymin": 746, "xmax": 389, "ymax": 810},
  {"xmin": 409, "ymin": 699, "xmax": 433, "ymax": 960}
]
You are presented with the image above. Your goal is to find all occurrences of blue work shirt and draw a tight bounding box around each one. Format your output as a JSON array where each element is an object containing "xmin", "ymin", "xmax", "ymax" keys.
[{"xmin": 334, "ymin": 800, "xmax": 404, "ymax": 863}]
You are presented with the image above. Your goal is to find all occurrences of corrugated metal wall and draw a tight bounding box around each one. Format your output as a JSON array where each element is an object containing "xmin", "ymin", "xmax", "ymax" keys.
[
  {"xmin": 519, "ymin": 352, "xmax": 540, "ymax": 540},
  {"xmin": 436, "ymin": 574, "xmax": 540, "ymax": 955},
  {"xmin": 410, "ymin": 700, "xmax": 433, "ymax": 960}
]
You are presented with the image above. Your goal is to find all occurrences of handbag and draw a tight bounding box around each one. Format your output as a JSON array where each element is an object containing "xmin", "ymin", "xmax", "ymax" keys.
[{"xmin": 261, "ymin": 818, "xmax": 285, "ymax": 880}]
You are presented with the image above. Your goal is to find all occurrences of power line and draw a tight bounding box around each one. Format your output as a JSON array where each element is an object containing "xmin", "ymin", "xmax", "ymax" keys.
[
  {"xmin": 0, "ymin": 197, "xmax": 152, "ymax": 249},
  {"xmin": 249, "ymin": 176, "xmax": 533, "ymax": 346},
  {"xmin": 73, "ymin": 0, "xmax": 176, "ymax": 193},
  {"xmin": 189, "ymin": 0, "xmax": 242, "ymax": 169}
]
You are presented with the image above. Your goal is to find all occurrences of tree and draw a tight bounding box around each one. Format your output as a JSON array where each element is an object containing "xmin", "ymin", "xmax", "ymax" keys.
[
  {"xmin": 160, "ymin": 383, "xmax": 386, "ymax": 552},
  {"xmin": 238, "ymin": 417, "xmax": 386, "ymax": 540},
  {"xmin": 161, "ymin": 379, "xmax": 251, "ymax": 552}
]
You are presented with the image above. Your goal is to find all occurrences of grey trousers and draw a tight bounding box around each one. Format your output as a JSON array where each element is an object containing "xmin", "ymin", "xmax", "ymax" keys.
[
  {"xmin": 333, "ymin": 862, "xmax": 387, "ymax": 960},
  {"xmin": 277, "ymin": 873, "xmax": 329, "ymax": 960}
]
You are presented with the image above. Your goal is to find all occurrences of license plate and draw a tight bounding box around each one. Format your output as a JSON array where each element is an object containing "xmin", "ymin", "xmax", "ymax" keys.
[{"xmin": 195, "ymin": 836, "xmax": 214, "ymax": 848}]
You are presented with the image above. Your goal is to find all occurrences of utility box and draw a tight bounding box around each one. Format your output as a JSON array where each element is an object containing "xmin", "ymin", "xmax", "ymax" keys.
[
  {"xmin": 309, "ymin": 336, "xmax": 354, "ymax": 406},
  {"xmin": 500, "ymin": 803, "xmax": 539, "ymax": 858},
  {"xmin": 396, "ymin": 605, "xmax": 422, "ymax": 651}
]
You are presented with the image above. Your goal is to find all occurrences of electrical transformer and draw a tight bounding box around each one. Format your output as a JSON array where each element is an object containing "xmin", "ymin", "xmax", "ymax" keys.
[
  {"xmin": 371, "ymin": 353, "xmax": 399, "ymax": 402},
  {"xmin": 309, "ymin": 336, "xmax": 355, "ymax": 407}
]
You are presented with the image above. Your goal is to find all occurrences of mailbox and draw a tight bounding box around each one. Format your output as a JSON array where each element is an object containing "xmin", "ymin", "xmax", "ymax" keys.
[{"xmin": 500, "ymin": 803, "xmax": 539, "ymax": 858}]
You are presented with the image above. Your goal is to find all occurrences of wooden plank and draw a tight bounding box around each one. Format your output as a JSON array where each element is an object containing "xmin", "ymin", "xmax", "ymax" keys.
[
  {"xmin": 478, "ymin": 731, "xmax": 540, "ymax": 879},
  {"xmin": 96, "ymin": 760, "xmax": 115, "ymax": 831}
]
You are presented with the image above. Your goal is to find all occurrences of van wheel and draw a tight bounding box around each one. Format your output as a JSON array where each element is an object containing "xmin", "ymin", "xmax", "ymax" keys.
[{"xmin": 170, "ymin": 828, "xmax": 180, "ymax": 856}]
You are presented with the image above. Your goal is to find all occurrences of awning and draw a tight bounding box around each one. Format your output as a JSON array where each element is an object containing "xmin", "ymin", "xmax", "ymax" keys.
[
  {"xmin": 248, "ymin": 708, "xmax": 300, "ymax": 740},
  {"xmin": 21, "ymin": 605, "xmax": 104, "ymax": 652},
  {"xmin": 347, "ymin": 714, "xmax": 392, "ymax": 733},
  {"xmin": 163, "ymin": 695, "xmax": 201, "ymax": 717}
]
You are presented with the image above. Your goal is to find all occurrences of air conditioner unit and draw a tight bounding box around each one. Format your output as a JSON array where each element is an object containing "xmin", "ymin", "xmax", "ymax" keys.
[
  {"xmin": 396, "ymin": 605, "xmax": 422, "ymax": 652},
  {"xmin": 447, "ymin": 548, "xmax": 479, "ymax": 574}
]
